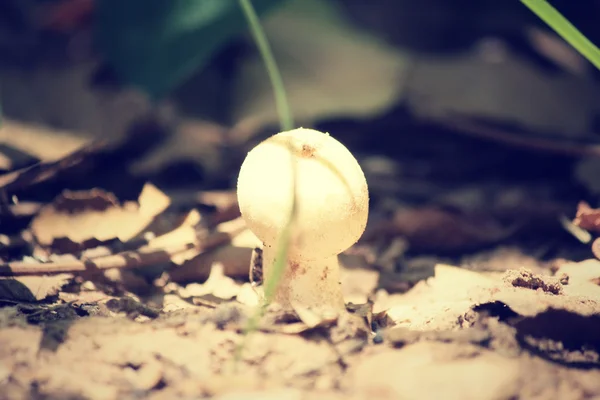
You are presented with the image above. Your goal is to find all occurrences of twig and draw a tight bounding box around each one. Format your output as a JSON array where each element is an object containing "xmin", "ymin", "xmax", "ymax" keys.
[
  {"xmin": 438, "ymin": 114, "xmax": 600, "ymax": 158},
  {"xmin": 0, "ymin": 231, "xmax": 235, "ymax": 276}
]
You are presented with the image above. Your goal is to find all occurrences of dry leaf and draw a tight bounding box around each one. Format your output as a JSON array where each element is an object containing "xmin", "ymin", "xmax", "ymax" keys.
[
  {"xmin": 213, "ymin": 388, "xmax": 303, "ymax": 400},
  {"xmin": 31, "ymin": 183, "xmax": 170, "ymax": 250},
  {"xmin": 351, "ymin": 342, "xmax": 519, "ymax": 400},
  {"xmin": 128, "ymin": 120, "xmax": 229, "ymax": 184},
  {"xmin": 0, "ymin": 120, "xmax": 89, "ymax": 170},
  {"xmin": 340, "ymin": 267, "xmax": 379, "ymax": 304},
  {"xmin": 290, "ymin": 301, "xmax": 339, "ymax": 328},
  {"xmin": 379, "ymin": 262, "xmax": 600, "ymax": 331},
  {"xmin": 376, "ymin": 264, "xmax": 498, "ymax": 330},
  {"xmin": 168, "ymin": 219, "xmax": 258, "ymax": 283},
  {"xmin": 0, "ymin": 273, "xmax": 72, "ymax": 302},
  {"xmin": 236, "ymin": 283, "xmax": 260, "ymax": 307},
  {"xmin": 1, "ymin": 59, "xmax": 156, "ymax": 146},
  {"xmin": 556, "ymin": 259, "xmax": 600, "ymax": 298},
  {"xmin": 526, "ymin": 27, "xmax": 590, "ymax": 76},
  {"xmin": 178, "ymin": 263, "xmax": 241, "ymax": 301},
  {"xmin": 198, "ymin": 190, "xmax": 241, "ymax": 226},
  {"xmin": 0, "ymin": 140, "xmax": 104, "ymax": 193},
  {"xmin": 407, "ymin": 44, "xmax": 600, "ymax": 138},
  {"xmin": 145, "ymin": 209, "xmax": 201, "ymax": 264}
]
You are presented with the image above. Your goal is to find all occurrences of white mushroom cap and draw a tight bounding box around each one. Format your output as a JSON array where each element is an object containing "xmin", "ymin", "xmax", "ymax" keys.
[{"xmin": 237, "ymin": 128, "xmax": 369, "ymax": 260}]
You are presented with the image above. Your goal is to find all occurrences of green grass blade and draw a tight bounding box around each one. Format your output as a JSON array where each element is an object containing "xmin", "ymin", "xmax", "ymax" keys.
[
  {"xmin": 239, "ymin": 0, "xmax": 294, "ymax": 131},
  {"xmin": 234, "ymin": 0, "xmax": 296, "ymax": 366},
  {"xmin": 521, "ymin": 0, "xmax": 600, "ymax": 71}
]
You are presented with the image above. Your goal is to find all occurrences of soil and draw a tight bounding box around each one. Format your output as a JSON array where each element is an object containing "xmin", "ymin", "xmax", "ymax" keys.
[{"xmin": 1, "ymin": 259, "xmax": 600, "ymax": 400}]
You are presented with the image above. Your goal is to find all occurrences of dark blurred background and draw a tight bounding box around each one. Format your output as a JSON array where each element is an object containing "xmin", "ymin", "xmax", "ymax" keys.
[{"xmin": 1, "ymin": 0, "xmax": 600, "ymax": 260}]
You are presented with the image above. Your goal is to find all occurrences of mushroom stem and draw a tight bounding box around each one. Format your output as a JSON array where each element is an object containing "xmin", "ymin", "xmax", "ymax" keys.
[{"xmin": 263, "ymin": 249, "xmax": 345, "ymax": 311}]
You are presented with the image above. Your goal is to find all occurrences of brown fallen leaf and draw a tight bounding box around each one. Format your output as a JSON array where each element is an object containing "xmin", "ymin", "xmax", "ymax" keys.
[
  {"xmin": 556, "ymin": 259, "xmax": 600, "ymax": 298},
  {"xmin": 177, "ymin": 263, "xmax": 242, "ymax": 301},
  {"xmin": 196, "ymin": 190, "xmax": 241, "ymax": 227},
  {"xmin": 167, "ymin": 218, "xmax": 258, "ymax": 283},
  {"xmin": 0, "ymin": 119, "xmax": 90, "ymax": 171},
  {"xmin": 339, "ymin": 266, "xmax": 379, "ymax": 305},
  {"xmin": 144, "ymin": 209, "xmax": 201, "ymax": 265},
  {"xmin": 30, "ymin": 183, "xmax": 170, "ymax": 252},
  {"xmin": 376, "ymin": 264, "xmax": 498, "ymax": 330},
  {"xmin": 129, "ymin": 120, "xmax": 231, "ymax": 187},
  {"xmin": 0, "ymin": 140, "xmax": 104, "ymax": 193},
  {"xmin": 378, "ymin": 262, "xmax": 600, "ymax": 332},
  {"xmin": 1, "ymin": 222, "xmax": 241, "ymax": 277},
  {"xmin": 0, "ymin": 241, "xmax": 196, "ymax": 276},
  {"xmin": 168, "ymin": 245, "xmax": 253, "ymax": 283},
  {"xmin": 167, "ymin": 190, "xmax": 240, "ymax": 227},
  {"xmin": 0, "ymin": 274, "xmax": 72, "ymax": 302}
]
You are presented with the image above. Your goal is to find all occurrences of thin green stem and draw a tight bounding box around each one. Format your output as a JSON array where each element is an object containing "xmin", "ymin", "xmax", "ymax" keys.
[
  {"xmin": 521, "ymin": 0, "xmax": 600, "ymax": 71},
  {"xmin": 238, "ymin": 0, "xmax": 294, "ymax": 131},
  {"xmin": 234, "ymin": 0, "xmax": 297, "ymax": 367}
]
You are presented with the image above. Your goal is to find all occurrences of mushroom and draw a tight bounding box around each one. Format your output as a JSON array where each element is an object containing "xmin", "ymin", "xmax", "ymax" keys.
[{"xmin": 236, "ymin": 128, "xmax": 369, "ymax": 313}]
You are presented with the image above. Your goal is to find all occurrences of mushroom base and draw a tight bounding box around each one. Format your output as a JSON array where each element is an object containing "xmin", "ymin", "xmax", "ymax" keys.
[{"xmin": 262, "ymin": 249, "xmax": 346, "ymax": 314}]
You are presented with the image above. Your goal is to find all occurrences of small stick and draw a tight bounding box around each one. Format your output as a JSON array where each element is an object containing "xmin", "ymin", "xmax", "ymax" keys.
[{"xmin": 439, "ymin": 114, "xmax": 600, "ymax": 158}]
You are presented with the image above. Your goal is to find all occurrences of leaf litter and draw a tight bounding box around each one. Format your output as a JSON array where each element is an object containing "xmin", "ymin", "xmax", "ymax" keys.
[
  {"xmin": 2, "ymin": 140, "xmax": 600, "ymax": 399},
  {"xmin": 2, "ymin": 1, "xmax": 600, "ymax": 398}
]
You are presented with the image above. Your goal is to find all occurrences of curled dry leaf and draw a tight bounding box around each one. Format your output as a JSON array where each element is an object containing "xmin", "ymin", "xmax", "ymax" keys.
[{"xmin": 31, "ymin": 183, "xmax": 170, "ymax": 251}]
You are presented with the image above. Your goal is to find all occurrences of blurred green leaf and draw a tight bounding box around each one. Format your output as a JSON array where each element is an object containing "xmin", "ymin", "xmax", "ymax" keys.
[{"xmin": 96, "ymin": 0, "xmax": 287, "ymax": 99}]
